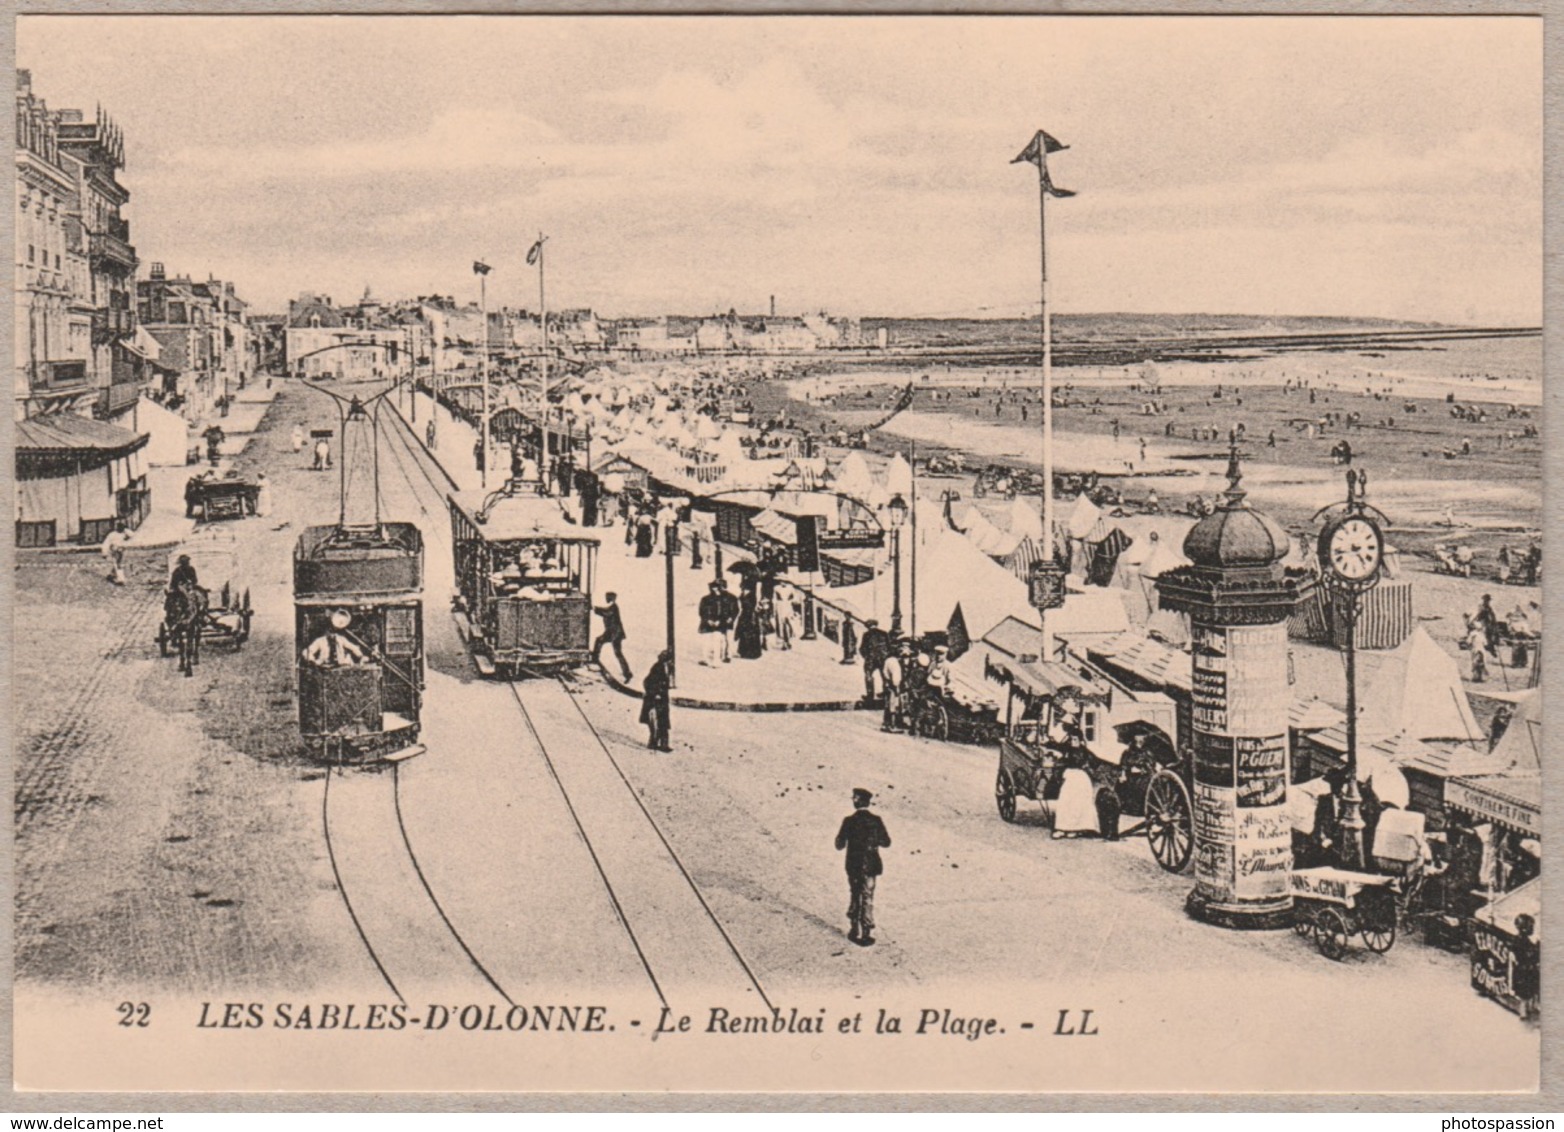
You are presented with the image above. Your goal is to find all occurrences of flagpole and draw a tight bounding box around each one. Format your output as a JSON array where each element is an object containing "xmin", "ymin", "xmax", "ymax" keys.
[
  {"xmin": 480, "ymin": 267, "xmax": 489, "ymax": 492},
  {"xmin": 537, "ymin": 231, "xmax": 549, "ymax": 492},
  {"xmin": 1038, "ymin": 158, "xmax": 1054, "ymax": 578}
]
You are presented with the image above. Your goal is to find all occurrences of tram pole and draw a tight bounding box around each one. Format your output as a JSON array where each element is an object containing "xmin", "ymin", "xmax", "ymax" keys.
[
  {"xmin": 665, "ymin": 519, "xmax": 678, "ymax": 688},
  {"xmin": 475, "ymin": 259, "xmax": 492, "ymax": 491}
]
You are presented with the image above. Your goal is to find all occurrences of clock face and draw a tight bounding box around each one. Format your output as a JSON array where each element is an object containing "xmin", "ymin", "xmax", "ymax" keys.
[{"xmin": 1325, "ymin": 516, "xmax": 1382, "ymax": 581}]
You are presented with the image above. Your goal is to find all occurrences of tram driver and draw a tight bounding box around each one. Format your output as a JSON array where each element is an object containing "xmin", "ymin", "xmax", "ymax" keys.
[{"xmin": 304, "ymin": 609, "xmax": 368, "ymax": 668}]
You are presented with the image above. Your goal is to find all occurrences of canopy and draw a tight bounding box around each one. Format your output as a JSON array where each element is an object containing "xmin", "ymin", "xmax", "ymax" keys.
[{"xmin": 1357, "ymin": 627, "xmax": 1483, "ymax": 744}]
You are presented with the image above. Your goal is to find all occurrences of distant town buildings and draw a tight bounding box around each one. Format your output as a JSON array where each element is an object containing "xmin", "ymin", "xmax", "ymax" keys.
[{"xmin": 137, "ymin": 264, "xmax": 255, "ymax": 421}]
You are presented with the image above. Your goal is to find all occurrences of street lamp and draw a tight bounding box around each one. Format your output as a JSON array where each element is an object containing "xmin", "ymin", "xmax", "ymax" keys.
[{"xmin": 887, "ymin": 491, "xmax": 908, "ymax": 636}]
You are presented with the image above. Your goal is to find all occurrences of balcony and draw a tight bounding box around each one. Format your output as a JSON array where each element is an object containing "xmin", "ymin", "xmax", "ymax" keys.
[
  {"xmin": 91, "ymin": 307, "xmax": 134, "ymax": 346},
  {"xmin": 89, "ymin": 229, "xmax": 138, "ymax": 273}
]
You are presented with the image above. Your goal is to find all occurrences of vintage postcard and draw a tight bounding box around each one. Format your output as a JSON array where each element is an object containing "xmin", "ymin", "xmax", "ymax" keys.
[{"xmin": 10, "ymin": 13, "xmax": 1543, "ymax": 1094}]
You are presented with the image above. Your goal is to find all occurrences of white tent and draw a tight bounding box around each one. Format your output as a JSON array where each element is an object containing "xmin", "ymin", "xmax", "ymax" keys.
[
  {"xmin": 950, "ymin": 503, "xmax": 1023, "ymax": 559},
  {"xmin": 906, "ymin": 526, "xmax": 1041, "ymax": 642},
  {"xmin": 1007, "ymin": 497, "xmax": 1044, "ymax": 543},
  {"xmin": 1357, "ymin": 627, "xmax": 1484, "ymax": 744},
  {"xmin": 832, "ymin": 451, "xmax": 875, "ymax": 502},
  {"xmin": 1065, "ymin": 493, "xmax": 1102, "ymax": 540},
  {"xmin": 1490, "ymin": 688, "xmax": 1542, "ymax": 773},
  {"xmin": 885, "ymin": 453, "xmax": 914, "ymax": 500}
]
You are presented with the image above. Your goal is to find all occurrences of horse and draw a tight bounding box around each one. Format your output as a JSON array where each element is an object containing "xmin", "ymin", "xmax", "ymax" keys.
[{"xmin": 164, "ymin": 582, "xmax": 210, "ymax": 677}]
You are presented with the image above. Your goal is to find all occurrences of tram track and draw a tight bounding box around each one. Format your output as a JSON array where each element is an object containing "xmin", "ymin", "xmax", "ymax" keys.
[
  {"xmin": 15, "ymin": 575, "xmax": 165, "ymax": 834},
  {"xmin": 378, "ymin": 398, "xmax": 772, "ymax": 1012}
]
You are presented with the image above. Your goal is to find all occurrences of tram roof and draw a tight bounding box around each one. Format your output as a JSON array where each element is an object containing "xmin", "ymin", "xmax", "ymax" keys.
[{"xmin": 448, "ymin": 492, "xmax": 602, "ymax": 544}]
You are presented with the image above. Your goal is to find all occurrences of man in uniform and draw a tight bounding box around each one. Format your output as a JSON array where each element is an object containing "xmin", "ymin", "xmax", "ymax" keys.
[
  {"xmin": 592, "ymin": 592, "xmax": 633, "ymax": 682},
  {"xmin": 303, "ymin": 609, "xmax": 367, "ymax": 667},
  {"xmin": 835, "ymin": 788, "xmax": 892, "ymax": 946}
]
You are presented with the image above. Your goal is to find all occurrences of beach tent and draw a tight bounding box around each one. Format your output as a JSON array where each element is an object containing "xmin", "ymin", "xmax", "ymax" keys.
[
  {"xmin": 1357, "ymin": 627, "xmax": 1484, "ymax": 744},
  {"xmin": 832, "ymin": 451, "xmax": 875, "ymax": 502},
  {"xmin": 1490, "ymin": 689, "xmax": 1542, "ymax": 773},
  {"xmin": 1065, "ymin": 493, "xmax": 1102, "ymax": 540},
  {"xmin": 950, "ymin": 502, "xmax": 1024, "ymax": 559},
  {"xmin": 909, "ymin": 526, "xmax": 1042, "ymax": 642},
  {"xmin": 1008, "ymin": 497, "xmax": 1044, "ymax": 543},
  {"xmin": 885, "ymin": 453, "xmax": 914, "ymax": 500}
]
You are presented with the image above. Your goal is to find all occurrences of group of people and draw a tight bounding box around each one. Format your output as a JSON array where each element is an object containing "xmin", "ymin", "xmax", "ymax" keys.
[
  {"xmin": 853, "ymin": 621, "xmax": 953, "ymax": 735},
  {"xmin": 1465, "ymin": 594, "xmax": 1539, "ymax": 682}
]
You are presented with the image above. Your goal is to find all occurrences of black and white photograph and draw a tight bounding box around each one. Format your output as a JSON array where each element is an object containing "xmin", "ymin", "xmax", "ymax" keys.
[{"xmin": 10, "ymin": 13, "xmax": 1544, "ymax": 1094}]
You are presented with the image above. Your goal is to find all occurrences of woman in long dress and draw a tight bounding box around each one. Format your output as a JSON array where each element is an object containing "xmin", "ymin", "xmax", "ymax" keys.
[
  {"xmin": 736, "ymin": 589, "xmax": 763, "ymax": 659},
  {"xmin": 1045, "ymin": 697, "xmax": 1104, "ymax": 839}
]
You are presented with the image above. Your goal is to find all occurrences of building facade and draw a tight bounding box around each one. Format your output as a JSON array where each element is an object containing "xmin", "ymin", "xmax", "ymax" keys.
[
  {"xmin": 55, "ymin": 104, "xmax": 141, "ymax": 419},
  {"xmin": 15, "ymin": 70, "xmax": 92, "ymax": 420}
]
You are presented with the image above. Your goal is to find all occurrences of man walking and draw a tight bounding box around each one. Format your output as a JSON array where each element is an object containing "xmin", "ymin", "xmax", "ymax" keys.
[
  {"xmin": 835, "ymin": 788, "xmax": 892, "ymax": 946},
  {"xmin": 100, "ymin": 520, "xmax": 133, "ymax": 586},
  {"xmin": 641, "ymin": 648, "xmax": 673, "ymax": 752},
  {"xmin": 592, "ymin": 592, "xmax": 633, "ymax": 681}
]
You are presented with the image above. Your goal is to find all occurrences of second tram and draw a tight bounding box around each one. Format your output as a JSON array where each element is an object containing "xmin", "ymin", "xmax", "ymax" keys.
[{"xmin": 449, "ymin": 489, "xmax": 599, "ymax": 677}]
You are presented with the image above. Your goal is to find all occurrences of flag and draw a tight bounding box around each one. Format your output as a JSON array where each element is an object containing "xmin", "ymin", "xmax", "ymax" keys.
[
  {"xmin": 473, "ymin": 260, "xmax": 491, "ymax": 276},
  {"xmin": 1012, "ymin": 129, "xmax": 1076, "ymax": 198},
  {"xmin": 526, "ymin": 238, "xmax": 544, "ymax": 266}
]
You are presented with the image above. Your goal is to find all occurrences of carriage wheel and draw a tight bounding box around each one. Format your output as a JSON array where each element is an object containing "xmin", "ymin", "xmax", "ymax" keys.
[
  {"xmin": 1316, "ymin": 907, "xmax": 1351, "ymax": 961},
  {"xmin": 1292, "ymin": 907, "xmax": 1317, "ymax": 939},
  {"xmin": 1360, "ymin": 906, "xmax": 1397, "ymax": 954},
  {"xmin": 1144, "ymin": 771, "xmax": 1194, "ymax": 873},
  {"xmin": 157, "ymin": 622, "xmax": 171, "ymax": 657},
  {"xmin": 919, "ymin": 702, "xmax": 950, "ymax": 742},
  {"xmin": 995, "ymin": 770, "xmax": 1017, "ymax": 824}
]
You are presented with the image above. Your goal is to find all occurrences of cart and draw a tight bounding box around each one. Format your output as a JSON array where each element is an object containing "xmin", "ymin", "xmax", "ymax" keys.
[
  {"xmin": 187, "ymin": 472, "xmax": 259, "ymax": 522},
  {"xmin": 1290, "ymin": 866, "xmax": 1401, "ymax": 960},
  {"xmin": 156, "ymin": 539, "xmax": 253, "ymax": 658}
]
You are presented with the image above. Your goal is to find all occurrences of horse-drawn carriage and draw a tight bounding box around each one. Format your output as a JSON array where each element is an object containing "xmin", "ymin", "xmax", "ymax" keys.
[
  {"xmin": 989, "ymin": 646, "xmax": 1192, "ymax": 871},
  {"xmin": 156, "ymin": 537, "xmax": 253, "ymax": 675},
  {"xmin": 185, "ymin": 470, "xmax": 260, "ymax": 522}
]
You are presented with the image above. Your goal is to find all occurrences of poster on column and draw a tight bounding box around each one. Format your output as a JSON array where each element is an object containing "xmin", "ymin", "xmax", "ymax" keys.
[{"xmin": 8, "ymin": 9, "xmax": 1544, "ymax": 1104}]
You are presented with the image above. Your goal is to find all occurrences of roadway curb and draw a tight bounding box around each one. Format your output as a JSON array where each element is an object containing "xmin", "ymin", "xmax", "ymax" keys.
[{"xmin": 595, "ymin": 663, "xmax": 869, "ymax": 713}]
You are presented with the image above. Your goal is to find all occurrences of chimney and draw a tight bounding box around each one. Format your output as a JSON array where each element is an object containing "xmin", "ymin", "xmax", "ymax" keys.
[
  {"xmin": 150, "ymin": 262, "xmax": 166, "ymax": 281},
  {"xmin": 770, "ymin": 295, "xmax": 776, "ymax": 318}
]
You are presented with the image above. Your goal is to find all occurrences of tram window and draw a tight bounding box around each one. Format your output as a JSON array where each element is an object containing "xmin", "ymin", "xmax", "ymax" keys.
[
  {"xmin": 384, "ymin": 607, "xmax": 417, "ymax": 656},
  {"xmin": 1081, "ymin": 710, "xmax": 1097, "ymax": 743}
]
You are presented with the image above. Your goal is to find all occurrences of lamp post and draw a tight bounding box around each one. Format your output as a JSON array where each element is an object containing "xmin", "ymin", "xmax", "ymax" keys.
[
  {"xmin": 1315, "ymin": 468, "xmax": 1387, "ymax": 871},
  {"xmin": 887, "ymin": 491, "xmax": 908, "ymax": 636}
]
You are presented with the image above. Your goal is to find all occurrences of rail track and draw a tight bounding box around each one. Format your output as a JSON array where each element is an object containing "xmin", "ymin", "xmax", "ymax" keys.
[{"xmin": 325, "ymin": 393, "xmax": 771, "ymax": 1011}]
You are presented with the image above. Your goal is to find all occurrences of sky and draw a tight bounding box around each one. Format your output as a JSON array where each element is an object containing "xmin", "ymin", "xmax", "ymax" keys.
[{"xmin": 17, "ymin": 15, "xmax": 1544, "ymax": 324}]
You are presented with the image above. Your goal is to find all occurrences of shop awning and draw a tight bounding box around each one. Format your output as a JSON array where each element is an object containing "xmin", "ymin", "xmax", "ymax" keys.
[
  {"xmin": 16, "ymin": 413, "xmax": 149, "ymax": 461},
  {"xmin": 1447, "ymin": 773, "xmax": 1540, "ymax": 838}
]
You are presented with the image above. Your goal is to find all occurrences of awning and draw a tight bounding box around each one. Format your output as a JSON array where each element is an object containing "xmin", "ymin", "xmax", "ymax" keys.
[
  {"xmin": 16, "ymin": 413, "xmax": 150, "ymax": 461},
  {"xmin": 121, "ymin": 326, "xmax": 164, "ymax": 362},
  {"xmin": 1447, "ymin": 773, "xmax": 1540, "ymax": 838},
  {"xmin": 983, "ymin": 650, "xmax": 1108, "ymax": 704}
]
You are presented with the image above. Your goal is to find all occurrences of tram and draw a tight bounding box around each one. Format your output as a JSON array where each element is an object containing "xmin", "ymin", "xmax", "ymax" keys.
[
  {"xmin": 293, "ymin": 381, "xmax": 425, "ymax": 763},
  {"xmin": 449, "ymin": 485, "xmax": 599, "ymax": 678}
]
